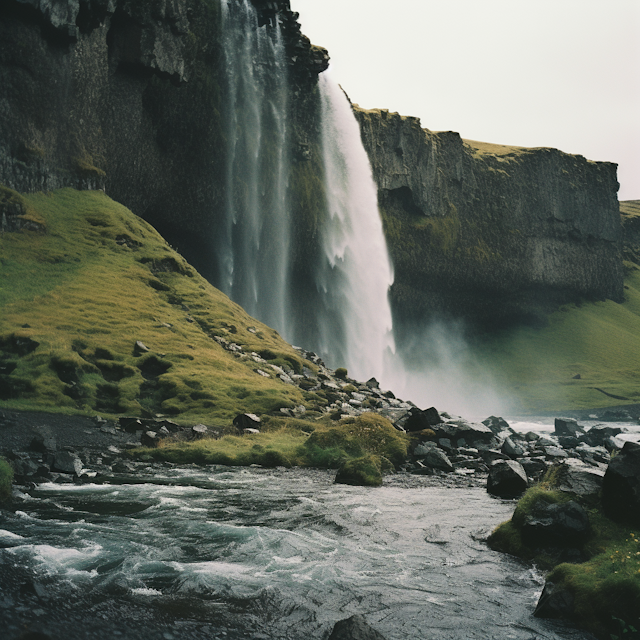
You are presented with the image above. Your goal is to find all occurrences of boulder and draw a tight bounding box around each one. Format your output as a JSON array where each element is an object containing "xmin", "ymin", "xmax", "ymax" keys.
[
  {"xmin": 599, "ymin": 409, "xmax": 633, "ymax": 422},
  {"xmin": 534, "ymin": 582, "xmax": 575, "ymax": 619},
  {"xmin": 551, "ymin": 459, "xmax": 604, "ymax": 497},
  {"xmin": 482, "ymin": 416, "xmax": 510, "ymax": 434},
  {"xmin": 487, "ymin": 460, "xmax": 528, "ymax": 498},
  {"xmin": 403, "ymin": 407, "xmax": 442, "ymax": 431},
  {"xmin": 30, "ymin": 433, "xmax": 56, "ymax": 453},
  {"xmin": 328, "ymin": 615, "xmax": 386, "ymax": 640},
  {"xmin": 413, "ymin": 441, "xmax": 437, "ymax": 456},
  {"xmin": 521, "ymin": 500, "xmax": 591, "ymax": 547},
  {"xmin": 140, "ymin": 431, "xmax": 159, "ymax": 448},
  {"xmin": 480, "ymin": 449, "xmax": 509, "ymax": 465},
  {"xmin": 191, "ymin": 424, "xmax": 209, "ymax": 438},
  {"xmin": 544, "ymin": 446, "xmax": 568, "ymax": 459},
  {"xmin": 447, "ymin": 421, "xmax": 495, "ymax": 447},
  {"xmin": 519, "ymin": 457, "xmax": 549, "ymax": 480},
  {"xmin": 233, "ymin": 413, "xmax": 261, "ymax": 431},
  {"xmin": 554, "ymin": 418, "xmax": 585, "ymax": 438},
  {"xmin": 421, "ymin": 448, "xmax": 453, "ymax": 473},
  {"xmin": 582, "ymin": 424, "xmax": 624, "ymax": 446},
  {"xmin": 524, "ymin": 431, "xmax": 540, "ymax": 442},
  {"xmin": 501, "ymin": 437, "xmax": 526, "ymax": 459},
  {"xmin": 557, "ymin": 436, "xmax": 580, "ymax": 449},
  {"xmin": 602, "ymin": 440, "xmax": 640, "ymax": 526},
  {"xmin": 52, "ymin": 451, "xmax": 82, "ymax": 475}
]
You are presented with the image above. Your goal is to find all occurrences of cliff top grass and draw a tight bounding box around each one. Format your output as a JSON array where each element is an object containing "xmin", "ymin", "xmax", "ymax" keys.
[
  {"xmin": 0, "ymin": 188, "xmax": 314, "ymax": 424},
  {"xmin": 620, "ymin": 200, "xmax": 640, "ymax": 218},
  {"xmin": 488, "ymin": 475, "xmax": 640, "ymax": 638},
  {"xmin": 474, "ymin": 264, "xmax": 640, "ymax": 413},
  {"xmin": 462, "ymin": 138, "xmax": 530, "ymax": 157}
]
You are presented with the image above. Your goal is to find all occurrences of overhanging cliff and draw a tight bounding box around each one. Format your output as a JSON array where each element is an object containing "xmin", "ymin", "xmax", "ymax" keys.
[{"xmin": 354, "ymin": 107, "xmax": 623, "ymax": 329}]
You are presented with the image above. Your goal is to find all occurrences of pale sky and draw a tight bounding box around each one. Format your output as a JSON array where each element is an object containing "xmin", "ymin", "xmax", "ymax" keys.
[{"xmin": 294, "ymin": 0, "xmax": 640, "ymax": 201}]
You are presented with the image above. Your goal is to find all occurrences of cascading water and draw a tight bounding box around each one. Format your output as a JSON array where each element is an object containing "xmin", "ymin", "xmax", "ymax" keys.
[
  {"xmin": 217, "ymin": 0, "xmax": 291, "ymax": 334},
  {"xmin": 315, "ymin": 74, "xmax": 395, "ymax": 382}
]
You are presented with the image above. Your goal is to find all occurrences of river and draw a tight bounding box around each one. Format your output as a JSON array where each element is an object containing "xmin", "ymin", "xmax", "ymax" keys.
[{"xmin": 0, "ymin": 462, "xmax": 598, "ymax": 639}]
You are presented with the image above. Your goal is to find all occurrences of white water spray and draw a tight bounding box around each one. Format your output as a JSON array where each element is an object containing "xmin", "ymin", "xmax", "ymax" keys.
[{"xmin": 316, "ymin": 74, "xmax": 395, "ymax": 382}]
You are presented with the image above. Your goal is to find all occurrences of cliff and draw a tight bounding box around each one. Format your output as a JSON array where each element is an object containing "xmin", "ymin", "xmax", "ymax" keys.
[
  {"xmin": 354, "ymin": 107, "xmax": 623, "ymax": 329},
  {"xmin": 0, "ymin": 0, "xmax": 328, "ymax": 267}
]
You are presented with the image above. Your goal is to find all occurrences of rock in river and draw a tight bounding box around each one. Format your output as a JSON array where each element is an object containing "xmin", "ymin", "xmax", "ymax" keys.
[{"xmin": 487, "ymin": 460, "xmax": 528, "ymax": 498}]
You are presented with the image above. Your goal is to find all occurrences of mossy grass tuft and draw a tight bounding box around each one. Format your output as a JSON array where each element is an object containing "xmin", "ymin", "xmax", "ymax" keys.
[
  {"xmin": 0, "ymin": 188, "xmax": 313, "ymax": 423},
  {"xmin": 335, "ymin": 454, "xmax": 382, "ymax": 487},
  {"xmin": 489, "ymin": 470, "xmax": 640, "ymax": 637},
  {"xmin": 0, "ymin": 458, "xmax": 13, "ymax": 502},
  {"xmin": 131, "ymin": 412, "xmax": 408, "ymax": 482}
]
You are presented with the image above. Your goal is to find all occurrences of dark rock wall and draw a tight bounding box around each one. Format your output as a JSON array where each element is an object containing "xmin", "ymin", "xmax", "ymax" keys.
[
  {"xmin": 0, "ymin": 0, "xmax": 329, "ymax": 273},
  {"xmin": 354, "ymin": 107, "xmax": 623, "ymax": 329}
]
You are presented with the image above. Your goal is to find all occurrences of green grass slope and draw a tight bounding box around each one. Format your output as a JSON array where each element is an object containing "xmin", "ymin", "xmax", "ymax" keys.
[
  {"xmin": 0, "ymin": 187, "xmax": 313, "ymax": 425},
  {"xmin": 475, "ymin": 263, "xmax": 640, "ymax": 413}
]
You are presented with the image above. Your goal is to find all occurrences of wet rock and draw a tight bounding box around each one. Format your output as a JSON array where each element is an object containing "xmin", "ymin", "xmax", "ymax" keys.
[
  {"xmin": 404, "ymin": 407, "xmax": 442, "ymax": 431},
  {"xmin": 575, "ymin": 443, "xmax": 609, "ymax": 464},
  {"xmin": 233, "ymin": 413, "xmax": 261, "ymax": 431},
  {"xmin": 501, "ymin": 437, "xmax": 526, "ymax": 459},
  {"xmin": 534, "ymin": 582, "xmax": 575, "ymax": 619},
  {"xmin": 413, "ymin": 441, "xmax": 437, "ymax": 456},
  {"xmin": 482, "ymin": 415, "xmax": 511, "ymax": 434},
  {"xmin": 421, "ymin": 448, "xmax": 454, "ymax": 473},
  {"xmin": 554, "ymin": 418, "xmax": 585, "ymax": 438},
  {"xmin": 519, "ymin": 457, "xmax": 549, "ymax": 481},
  {"xmin": 602, "ymin": 440, "xmax": 640, "ymax": 526},
  {"xmin": 557, "ymin": 435, "xmax": 579, "ymax": 449},
  {"xmin": 537, "ymin": 435, "xmax": 557, "ymax": 447},
  {"xmin": 582, "ymin": 424, "xmax": 624, "ymax": 446},
  {"xmin": 544, "ymin": 446, "xmax": 568, "ymax": 459},
  {"xmin": 52, "ymin": 451, "xmax": 82, "ymax": 475},
  {"xmin": 552, "ymin": 459, "xmax": 604, "ymax": 497},
  {"xmin": 448, "ymin": 421, "xmax": 495, "ymax": 447},
  {"xmin": 140, "ymin": 431, "xmax": 159, "ymax": 448},
  {"xmin": 487, "ymin": 460, "xmax": 528, "ymax": 498},
  {"xmin": 480, "ymin": 449, "xmax": 510, "ymax": 465},
  {"xmin": 328, "ymin": 614, "xmax": 386, "ymax": 640},
  {"xmin": 522, "ymin": 500, "xmax": 591, "ymax": 547},
  {"xmin": 524, "ymin": 431, "xmax": 540, "ymax": 442}
]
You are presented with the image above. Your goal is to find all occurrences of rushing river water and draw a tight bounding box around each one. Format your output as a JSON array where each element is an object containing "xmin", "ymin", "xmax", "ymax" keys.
[{"xmin": 0, "ymin": 466, "xmax": 596, "ymax": 640}]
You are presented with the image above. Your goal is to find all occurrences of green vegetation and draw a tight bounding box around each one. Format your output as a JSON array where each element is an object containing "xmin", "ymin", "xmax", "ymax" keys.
[
  {"xmin": 0, "ymin": 458, "xmax": 13, "ymax": 502},
  {"xmin": 489, "ymin": 472, "xmax": 640, "ymax": 638},
  {"xmin": 334, "ymin": 454, "xmax": 383, "ymax": 487},
  {"xmin": 0, "ymin": 188, "xmax": 313, "ymax": 424},
  {"xmin": 131, "ymin": 413, "xmax": 408, "ymax": 482},
  {"xmin": 475, "ymin": 265, "xmax": 640, "ymax": 413}
]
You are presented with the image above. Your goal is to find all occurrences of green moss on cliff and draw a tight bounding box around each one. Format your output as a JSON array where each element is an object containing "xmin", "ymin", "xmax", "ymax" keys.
[{"xmin": 0, "ymin": 188, "xmax": 311, "ymax": 423}]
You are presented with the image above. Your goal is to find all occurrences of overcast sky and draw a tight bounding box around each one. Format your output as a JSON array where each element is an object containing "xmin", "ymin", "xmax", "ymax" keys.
[{"xmin": 294, "ymin": 0, "xmax": 640, "ymax": 201}]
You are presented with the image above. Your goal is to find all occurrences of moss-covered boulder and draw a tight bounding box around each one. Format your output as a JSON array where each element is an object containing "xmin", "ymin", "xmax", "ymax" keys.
[{"xmin": 335, "ymin": 454, "xmax": 383, "ymax": 487}]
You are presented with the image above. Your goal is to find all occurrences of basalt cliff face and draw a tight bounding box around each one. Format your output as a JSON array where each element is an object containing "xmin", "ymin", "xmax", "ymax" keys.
[
  {"xmin": 354, "ymin": 107, "xmax": 623, "ymax": 329},
  {"xmin": 0, "ymin": 0, "xmax": 328, "ymax": 269}
]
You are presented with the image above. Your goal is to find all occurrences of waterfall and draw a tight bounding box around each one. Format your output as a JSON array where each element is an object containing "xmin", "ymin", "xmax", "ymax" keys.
[
  {"xmin": 216, "ymin": 2, "xmax": 395, "ymax": 384},
  {"xmin": 315, "ymin": 74, "xmax": 395, "ymax": 382},
  {"xmin": 217, "ymin": 0, "xmax": 291, "ymax": 334}
]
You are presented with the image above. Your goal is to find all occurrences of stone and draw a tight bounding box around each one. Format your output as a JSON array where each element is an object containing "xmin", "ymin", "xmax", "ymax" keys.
[
  {"xmin": 480, "ymin": 449, "xmax": 510, "ymax": 465},
  {"xmin": 366, "ymin": 377, "xmax": 380, "ymax": 389},
  {"xmin": 599, "ymin": 409, "xmax": 633, "ymax": 422},
  {"xmin": 328, "ymin": 615, "xmax": 386, "ymax": 640},
  {"xmin": 602, "ymin": 440, "xmax": 640, "ymax": 526},
  {"xmin": 243, "ymin": 428, "xmax": 260, "ymax": 435},
  {"xmin": 582, "ymin": 424, "xmax": 624, "ymax": 446},
  {"xmin": 501, "ymin": 437, "xmax": 526, "ymax": 459},
  {"xmin": 554, "ymin": 418, "xmax": 585, "ymax": 438},
  {"xmin": 557, "ymin": 435, "xmax": 580, "ymax": 449},
  {"xmin": 403, "ymin": 407, "xmax": 442, "ymax": 431},
  {"xmin": 524, "ymin": 431, "xmax": 541, "ymax": 442},
  {"xmin": 29, "ymin": 433, "xmax": 56, "ymax": 453},
  {"xmin": 233, "ymin": 413, "xmax": 261, "ymax": 430},
  {"xmin": 575, "ymin": 443, "xmax": 609, "ymax": 464},
  {"xmin": 544, "ymin": 446, "xmax": 569, "ymax": 459},
  {"xmin": 534, "ymin": 582, "xmax": 575, "ymax": 619},
  {"xmin": 119, "ymin": 417, "xmax": 145, "ymax": 433},
  {"xmin": 140, "ymin": 431, "xmax": 159, "ymax": 448},
  {"xmin": 482, "ymin": 416, "xmax": 510, "ymax": 434},
  {"xmin": 52, "ymin": 451, "xmax": 82, "ymax": 476},
  {"xmin": 551, "ymin": 459, "xmax": 604, "ymax": 497},
  {"xmin": 192, "ymin": 424, "xmax": 208, "ymax": 438},
  {"xmin": 422, "ymin": 448, "xmax": 454, "ymax": 473},
  {"xmin": 134, "ymin": 340, "xmax": 150, "ymax": 354},
  {"xmin": 487, "ymin": 460, "xmax": 528, "ymax": 498},
  {"xmin": 413, "ymin": 442, "xmax": 437, "ymax": 456},
  {"xmin": 522, "ymin": 500, "xmax": 591, "ymax": 547},
  {"xmin": 519, "ymin": 457, "xmax": 549, "ymax": 480}
]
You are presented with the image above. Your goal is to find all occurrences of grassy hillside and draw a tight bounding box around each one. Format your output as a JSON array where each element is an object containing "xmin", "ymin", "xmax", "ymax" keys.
[
  {"xmin": 0, "ymin": 187, "xmax": 314, "ymax": 425},
  {"xmin": 475, "ymin": 261, "xmax": 640, "ymax": 413}
]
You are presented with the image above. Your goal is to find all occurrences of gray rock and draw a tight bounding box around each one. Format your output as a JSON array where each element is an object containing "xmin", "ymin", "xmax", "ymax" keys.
[
  {"xmin": 140, "ymin": 431, "xmax": 159, "ymax": 448},
  {"xmin": 544, "ymin": 446, "xmax": 569, "ymax": 459},
  {"xmin": 554, "ymin": 418, "xmax": 585, "ymax": 438},
  {"xmin": 557, "ymin": 435, "xmax": 579, "ymax": 449},
  {"xmin": 422, "ymin": 448, "xmax": 454, "ymax": 473},
  {"xmin": 534, "ymin": 582, "xmax": 575, "ymax": 619},
  {"xmin": 522, "ymin": 500, "xmax": 591, "ymax": 547},
  {"xmin": 602, "ymin": 440, "xmax": 640, "ymax": 526},
  {"xmin": 52, "ymin": 451, "xmax": 82, "ymax": 475},
  {"xmin": 501, "ymin": 437, "xmax": 526, "ymax": 459},
  {"xmin": 519, "ymin": 457, "xmax": 549, "ymax": 480},
  {"xmin": 582, "ymin": 424, "xmax": 624, "ymax": 446},
  {"xmin": 481, "ymin": 415, "xmax": 510, "ymax": 434},
  {"xmin": 524, "ymin": 431, "xmax": 540, "ymax": 442},
  {"xmin": 192, "ymin": 424, "xmax": 208, "ymax": 438},
  {"xmin": 487, "ymin": 460, "xmax": 528, "ymax": 498},
  {"xmin": 552, "ymin": 459, "xmax": 604, "ymax": 497},
  {"xmin": 413, "ymin": 441, "xmax": 437, "ymax": 456},
  {"xmin": 30, "ymin": 433, "xmax": 56, "ymax": 453},
  {"xmin": 328, "ymin": 614, "xmax": 386, "ymax": 640},
  {"xmin": 479, "ymin": 449, "xmax": 510, "ymax": 465}
]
